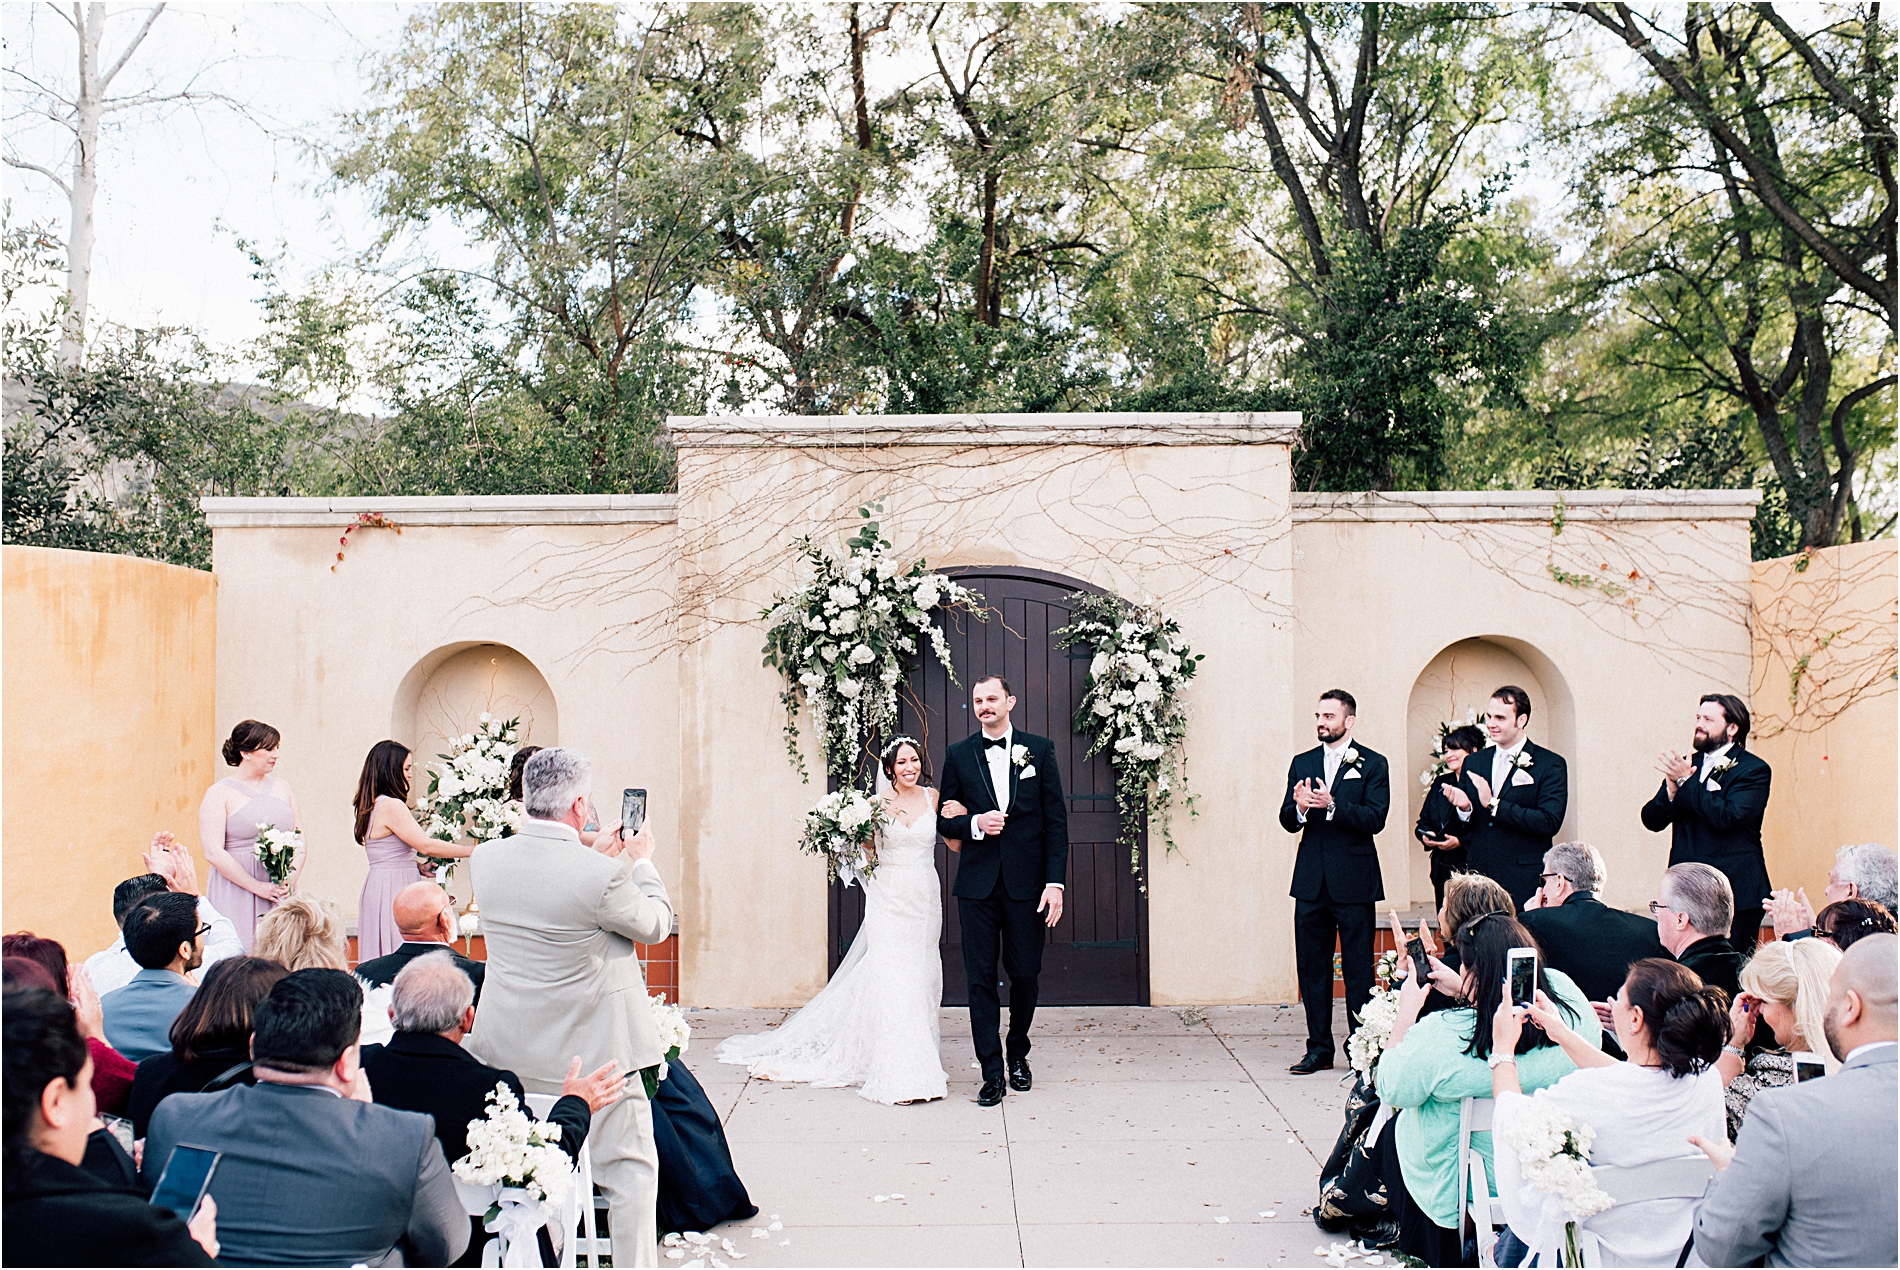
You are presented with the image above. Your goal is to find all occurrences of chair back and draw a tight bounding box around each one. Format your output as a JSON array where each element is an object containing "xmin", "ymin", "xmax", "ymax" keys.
[
  {"xmin": 1459, "ymin": 1097, "xmax": 1509, "ymax": 1267},
  {"xmin": 1552, "ymin": 1155, "xmax": 1717, "ymax": 1267},
  {"xmin": 524, "ymin": 1092, "xmax": 607, "ymax": 1270}
]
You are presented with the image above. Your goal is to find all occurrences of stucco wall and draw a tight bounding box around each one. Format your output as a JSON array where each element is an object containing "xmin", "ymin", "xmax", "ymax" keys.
[
  {"xmin": 1750, "ymin": 540, "xmax": 1899, "ymax": 896},
  {"xmin": 1289, "ymin": 492, "xmax": 1760, "ymax": 920},
  {"xmin": 203, "ymin": 498, "xmax": 681, "ymax": 930},
  {"xmin": 2, "ymin": 546, "xmax": 217, "ymax": 957},
  {"xmin": 670, "ymin": 413, "xmax": 1300, "ymax": 1007}
]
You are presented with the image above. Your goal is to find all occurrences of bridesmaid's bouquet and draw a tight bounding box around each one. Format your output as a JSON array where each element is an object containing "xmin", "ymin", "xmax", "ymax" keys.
[
  {"xmin": 254, "ymin": 825, "xmax": 301, "ymax": 888},
  {"xmin": 415, "ymin": 714, "xmax": 524, "ymax": 886},
  {"xmin": 798, "ymin": 788, "xmax": 885, "ymax": 882}
]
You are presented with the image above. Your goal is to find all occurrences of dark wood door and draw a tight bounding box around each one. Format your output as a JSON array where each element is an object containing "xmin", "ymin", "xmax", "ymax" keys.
[{"xmin": 826, "ymin": 568, "xmax": 1150, "ymax": 1005}]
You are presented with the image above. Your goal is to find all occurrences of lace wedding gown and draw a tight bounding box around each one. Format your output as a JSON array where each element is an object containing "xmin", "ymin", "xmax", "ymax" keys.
[{"xmin": 715, "ymin": 810, "xmax": 949, "ymax": 1104}]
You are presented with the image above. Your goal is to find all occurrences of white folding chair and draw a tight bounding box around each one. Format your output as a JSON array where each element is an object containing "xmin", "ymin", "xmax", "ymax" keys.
[
  {"xmin": 1557, "ymin": 1156, "xmax": 1716, "ymax": 1267},
  {"xmin": 525, "ymin": 1092, "xmax": 609, "ymax": 1269},
  {"xmin": 1458, "ymin": 1096, "xmax": 1509, "ymax": 1267}
]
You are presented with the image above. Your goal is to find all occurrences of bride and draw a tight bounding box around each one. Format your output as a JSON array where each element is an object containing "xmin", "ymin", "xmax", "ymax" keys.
[{"xmin": 716, "ymin": 736, "xmax": 957, "ymax": 1105}]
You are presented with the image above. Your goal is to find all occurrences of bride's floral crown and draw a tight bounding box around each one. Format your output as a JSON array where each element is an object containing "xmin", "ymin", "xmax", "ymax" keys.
[{"xmin": 879, "ymin": 735, "xmax": 923, "ymax": 762}]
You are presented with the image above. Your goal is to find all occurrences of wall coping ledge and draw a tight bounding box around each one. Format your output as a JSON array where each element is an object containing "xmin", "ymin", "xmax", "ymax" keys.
[
  {"xmin": 666, "ymin": 411, "xmax": 1303, "ymax": 447},
  {"xmin": 200, "ymin": 495, "xmax": 680, "ymax": 528},
  {"xmin": 1292, "ymin": 490, "xmax": 1762, "ymax": 523}
]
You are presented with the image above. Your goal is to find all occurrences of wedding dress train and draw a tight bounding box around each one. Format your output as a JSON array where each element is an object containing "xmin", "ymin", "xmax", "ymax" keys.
[{"xmin": 715, "ymin": 810, "xmax": 949, "ymax": 1104}]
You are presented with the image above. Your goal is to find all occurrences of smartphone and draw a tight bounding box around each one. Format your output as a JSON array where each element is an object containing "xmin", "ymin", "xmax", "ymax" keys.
[
  {"xmin": 1507, "ymin": 947, "xmax": 1538, "ymax": 1007},
  {"xmin": 100, "ymin": 1113, "xmax": 135, "ymax": 1155},
  {"xmin": 149, "ymin": 1144, "xmax": 220, "ymax": 1220},
  {"xmin": 1406, "ymin": 935, "xmax": 1432, "ymax": 984},
  {"xmin": 621, "ymin": 788, "xmax": 647, "ymax": 839},
  {"xmin": 1792, "ymin": 1051, "xmax": 1827, "ymax": 1082}
]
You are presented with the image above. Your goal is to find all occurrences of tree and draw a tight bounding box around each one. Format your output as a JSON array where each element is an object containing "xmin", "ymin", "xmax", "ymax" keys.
[{"xmin": 1563, "ymin": 3, "xmax": 1896, "ymax": 549}]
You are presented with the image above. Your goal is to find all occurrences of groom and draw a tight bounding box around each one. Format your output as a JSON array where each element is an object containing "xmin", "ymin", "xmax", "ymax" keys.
[{"xmin": 936, "ymin": 675, "xmax": 1069, "ymax": 1106}]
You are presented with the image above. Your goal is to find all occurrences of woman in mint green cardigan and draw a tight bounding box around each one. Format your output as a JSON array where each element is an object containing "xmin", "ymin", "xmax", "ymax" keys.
[{"xmin": 1377, "ymin": 911, "xmax": 1601, "ymax": 1265}]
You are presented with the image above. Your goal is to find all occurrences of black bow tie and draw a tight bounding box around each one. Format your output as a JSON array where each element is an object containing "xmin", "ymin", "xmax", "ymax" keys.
[{"xmin": 982, "ymin": 735, "xmax": 1009, "ymax": 749}]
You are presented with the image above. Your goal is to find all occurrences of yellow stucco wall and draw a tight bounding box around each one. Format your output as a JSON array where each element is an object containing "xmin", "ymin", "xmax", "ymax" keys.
[
  {"xmin": 2, "ymin": 546, "xmax": 217, "ymax": 958},
  {"xmin": 1751, "ymin": 540, "xmax": 1899, "ymax": 897}
]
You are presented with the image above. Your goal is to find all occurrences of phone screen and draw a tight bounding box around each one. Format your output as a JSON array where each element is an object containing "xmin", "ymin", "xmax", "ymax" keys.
[
  {"xmin": 149, "ymin": 1144, "xmax": 220, "ymax": 1219},
  {"xmin": 1406, "ymin": 937, "xmax": 1432, "ymax": 984},
  {"xmin": 1507, "ymin": 948, "xmax": 1538, "ymax": 1006},
  {"xmin": 1793, "ymin": 1052, "xmax": 1827, "ymax": 1082},
  {"xmin": 621, "ymin": 788, "xmax": 647, "ymax": 838}
]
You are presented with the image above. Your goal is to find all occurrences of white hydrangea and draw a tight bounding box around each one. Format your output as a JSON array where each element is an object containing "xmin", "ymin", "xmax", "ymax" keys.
[
  {"xmin": 453, "ymin": 1083, "xmax": 574, "ymax": 1220},
  {"xmin": 848, "ymin": 644, "xmax": 876, "ymax": 666},
  {"xmin": 828, "ymin": 583, "xmax": 860, "ymax": 609},
  {"xmin": 838, "ymin": 678, "xmax": 862, "ymax": 699},
  {"xmin": 1501, "ymin": 1102, "xmax": 1614, "ymax": 1220}
]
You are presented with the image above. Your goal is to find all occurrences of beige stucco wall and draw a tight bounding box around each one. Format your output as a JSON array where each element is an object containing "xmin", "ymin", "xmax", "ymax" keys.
[
  {"xmin": 671, "ymin": 413, "xmax": 1299, "ymax": 1006},
  {"xmin": 204, "ymin": 499, "xmax": 682, "ymax": 929},
  {"xmin": 1750, "ymin": 540, "xmax": 1899, "ymax": 896},
  {"xmin": 2, "ymin": 546, "xmax": 217, "ymax": 957},
  {"xmin": 1290, "ymin": 493, "xmax": 1760, "ymax": 921}
]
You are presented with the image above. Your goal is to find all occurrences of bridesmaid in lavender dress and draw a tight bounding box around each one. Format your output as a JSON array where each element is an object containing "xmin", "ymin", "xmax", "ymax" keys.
[
  {"xmin": 351, "ymin": 741, "xmax": 444, "ymax": 961},
  {"xmin": 199, "ymin": 720, "xmax": 304, "ymax": 952}
]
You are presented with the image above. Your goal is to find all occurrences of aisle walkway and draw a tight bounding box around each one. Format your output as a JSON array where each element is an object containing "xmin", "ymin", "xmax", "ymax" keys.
[{"xmin": 683, "ymin": 1003, "xmax": 1359, "ymax": 1268}]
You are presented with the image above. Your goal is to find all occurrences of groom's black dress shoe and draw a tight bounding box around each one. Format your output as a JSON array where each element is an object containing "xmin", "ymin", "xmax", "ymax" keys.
[
  {"xmin": 1008, "ymin": 1059, "xmax": 1032, "ymax": 1092},
  {"xmin": 977, "ymin": 1078, "xmax": 1008, "ymax": 1106},
  {"xmin": 1288, "ymin": 1049, "xmax": 1334, "ymax": 1075}
]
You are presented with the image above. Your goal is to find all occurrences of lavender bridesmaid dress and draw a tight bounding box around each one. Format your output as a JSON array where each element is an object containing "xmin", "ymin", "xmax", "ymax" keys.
[
  {"xmin": 356, "ymin": 809, "xmax": 416, "ymax": 961},
  {"xmin": 207, "ymin": 778, "xmax": 298, "ymax": 952}
]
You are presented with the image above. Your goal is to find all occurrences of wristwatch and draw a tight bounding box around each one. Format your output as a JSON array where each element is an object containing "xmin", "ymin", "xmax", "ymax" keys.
[
  {"xmin": 1721, "ymin": 1044, "xmax": 1745, "ymax": 1058},
  {"xmin": 1487, "ymin": 1054, "xmax": 1517, "ymax": 1069}
]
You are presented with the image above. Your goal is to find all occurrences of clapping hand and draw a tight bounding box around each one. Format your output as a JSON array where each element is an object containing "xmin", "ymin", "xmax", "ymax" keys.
[
  {"xmin": 561, "ymin": 1056, "xmax": 629, "ymax": 1113},
  {"xmin": 1466, "ymin": 773, "xmax": 1493, "ymax": 809},
  {"xmin": 1656, "ymin": 750, "xmax": 1695, "ymax": 792},
  {"xmin": 1767, "ymin": 888, "xmax": 1815, "ymax": 938},
  {"xmin": 1440, "ymin": 781, "xmax": 1472, "ymax": 813},
  {"xmin": 68, "ymin": 965, "xmax": 104, "ymax": 1040}
]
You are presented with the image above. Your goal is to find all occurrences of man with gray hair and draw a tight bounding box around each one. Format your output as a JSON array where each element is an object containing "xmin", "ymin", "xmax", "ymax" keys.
[
  {"xmin": 1768, "ymin": 843, "xmax": 1899, "ymax": 941},
  {"xmin": 1653, "ymin": 862, "xmax": 1742, "ymax": 996},
  {"xmin": 1521, "ymin": 842, "xmax": 1666, "ymax": 1005},
  {"xmin": 470, "ymin": 747, "xmax": 674, "ymax": 1268},
  {"xmin": 365, "ymin": 952, "xmax": 621, "ymax": 1262}
]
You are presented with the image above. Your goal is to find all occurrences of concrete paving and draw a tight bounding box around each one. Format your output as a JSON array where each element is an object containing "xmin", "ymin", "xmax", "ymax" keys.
[{"xmin": 676, "ymin": 1003, "xmax": 1365, "ymax": 1269}]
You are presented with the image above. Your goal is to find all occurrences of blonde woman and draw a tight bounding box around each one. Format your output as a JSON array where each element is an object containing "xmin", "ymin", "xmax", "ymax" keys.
[
  {"xmin": 252, "ymin": 896, "xmax": 393, "ymax": 1047},
  {"xmin": 1718, "ymin": 936, "xmax": 1843, "ymax": 1139}
]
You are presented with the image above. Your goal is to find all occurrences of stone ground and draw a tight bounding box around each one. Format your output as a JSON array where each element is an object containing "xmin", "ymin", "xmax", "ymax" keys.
[{"xmin": 673, "ymin": 1002, "xmax": 1368, "ymax": 1269}]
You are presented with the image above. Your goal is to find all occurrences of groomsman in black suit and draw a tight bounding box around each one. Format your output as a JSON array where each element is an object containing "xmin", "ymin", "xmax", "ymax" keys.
[
  {"xmin": 1279, "ymin": 689, "xmax": 1389, "ymax": 1075},
  {"xmin": 936, "ymin": 675, "xmax": 1069, "ymax": 1107},
  {"xmin": 1442, "ymin": 685, "xmax": 1569, "ymax": 908},
  {"xmin": 1641, "ymin": 693, "xmax": 1772, "ymax": 956}
]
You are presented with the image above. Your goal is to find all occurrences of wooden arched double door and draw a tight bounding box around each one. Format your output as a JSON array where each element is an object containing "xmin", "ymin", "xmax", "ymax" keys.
[{"xmin": 826, "ymin": 568, "xmax": 1150, "ymax": 1005}]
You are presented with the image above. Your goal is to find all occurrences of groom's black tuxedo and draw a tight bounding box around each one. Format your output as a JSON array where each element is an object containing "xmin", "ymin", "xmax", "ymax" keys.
[
  {"xmin": 937, "ymin": 728, "xmax": 1069, "ymax": 1085},
  {"xmin": 937, "ymin": 730, "xmax": 1069, "ymax": 901}
]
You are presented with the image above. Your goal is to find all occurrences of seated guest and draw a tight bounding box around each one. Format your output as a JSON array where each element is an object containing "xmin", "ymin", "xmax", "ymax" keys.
[
  {"xmin": 1653, "ymin": 863, "xmax": 1741, "ymax": 996},
  {"xmin": 1813, "ymin": 898, "xmax": 1897, "ymax": 950},
  {"xmin": 1416, "ymin": 725, "xmax": 1487, "ymax": 909},
  {"xmin": 354, "ymin": 882, "xmax": 487, "ymax": 1000},
  {"xmin": 254, "ymin": 894, "xmax": 395, "ymax": 1045},
  {"xmin": 84, "ymin": 835, "xmax": 243, "ymax": 995},
  {"xmin": 1489, "ymin": 959, "xmax": 1727, "ymax": 1266},
  {"xmin": 1376, "ymin": 912, "xmax": 1600, "ymax": 1266},
  {"xmin": 1521, "ymin": 843, "xmax": 1667, "ymax": 1005},
  {"xmin": 363, "ymin": 952, "xmax": 618, "ymax": 1266},
  {"xmin": 3, "ymin": 987, "xmax": 219, "ymax": 1267},
  {"xmin": 100, "ymin": 894, "xmax": 203, "ymax": 1062},
  {"xmin": 1691, "ymin": 933, "xmax": 1898, "ymax": 1268},
  {"xmin": 4, "ymin": 936, "xmax": 137, "ymax": 1116},
  {"xmin": 143, "ymin": 968, "xmax": 468, "ymax": 1267},
  {"xmin": 1768, "ymin": 843, "xmax": 1899, "ymax": 940},
  {"xmin": 127, "ymin": 955, "xmax": 288, "ymax": 1138},
  {"xmin": 1717, "ymin": 935, "xmax": 1842, "ymax": 1140}
]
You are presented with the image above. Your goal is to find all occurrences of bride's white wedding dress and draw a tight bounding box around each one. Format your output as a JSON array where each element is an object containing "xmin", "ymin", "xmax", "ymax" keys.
[{"xmin": 716, "ymin": 808, "xmax": 949, "ymax": 1104}]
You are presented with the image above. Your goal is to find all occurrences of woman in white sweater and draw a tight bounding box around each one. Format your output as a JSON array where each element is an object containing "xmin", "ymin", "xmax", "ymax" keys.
[{"xmin": 1488, "ymin": 958, "xmax": 1729, "ymax": 1267}]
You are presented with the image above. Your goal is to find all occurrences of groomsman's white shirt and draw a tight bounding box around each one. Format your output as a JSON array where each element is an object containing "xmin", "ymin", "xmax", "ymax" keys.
[
  {"xmin": 1296, "ymin": 736, "xmax": 1353, "ymax": 824},
  {"xmin": 82, "ymin": 895, "xmax": 243, "ymax": 995},
  {"xmin": 965, "ymin": 726, "xmax": 1061, "ymax": 887},
  {"xmin": 1489, "ymin": 738, "xmax": 1529, "ymax": 797},
  {"xmin": 1699, "ymin": 742, "xmax": 1734, "ymax": 782}
]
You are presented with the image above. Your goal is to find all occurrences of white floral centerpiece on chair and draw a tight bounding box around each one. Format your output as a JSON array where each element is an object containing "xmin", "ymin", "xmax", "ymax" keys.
[
  {"xmin": 414, "ymin": 714, "xmax": 524, "ymax": 888},
  {"xmin": 1499, "ymin": 1100, "xmax": 1613, "ymax": 1266},
  {"xmin": 454, "ymin": 1082, "xmax": 576, "ymax": 1267}
]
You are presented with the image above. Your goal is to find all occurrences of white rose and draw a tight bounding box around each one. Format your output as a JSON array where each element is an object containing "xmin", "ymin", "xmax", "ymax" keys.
[
  {"xmin": 821, "ymin": 645, "xmax": 840, "ymax": 662},
  {"xmin": 1089, "ymin": 652, "xmax": 1110, "ymax": 678},
  {"xmin": 1132, "ymin": 680, "xmax": 1160, "ymax": 704},
  {"xmin": 1093, "ymin": 698, "xmax": 1115, "ymax": 717},
  {"xmin": 832, "ymin": 610, "xmax": 859, "ymax": 635},
  {"xmin": 829, "ymin": 584, "xmax": 859, "ymax": 609},
  {"xmin": 848, "ymin": 644, "xmax": 876, "ymax": 665},
  {"xmin": 914, "ymin": 579, "xmax": 941, "ymax": 609},
  {"xmin": 1110, "ymin": 689, "xmax": 1135, "ymax": 707},
  {"xmin": 838, "ymin": 679, "xmax": 863, "ymax": 699}
]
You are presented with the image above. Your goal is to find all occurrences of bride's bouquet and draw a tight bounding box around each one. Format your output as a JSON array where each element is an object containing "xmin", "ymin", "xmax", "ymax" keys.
[
  {"xmin": 799, "ymin": 788, "xmax": 885, "ymax": 883},
  {"xmin": 253, "ymin": 824, "xmax": 301, "ymax": 888},
  {"xmin": 454, "ymin": 1082, "xmax": 576, "ymax": 1265},
  {"xmin": 639, "ymin": 991, "xmax": 691, "ymax": 1097}
]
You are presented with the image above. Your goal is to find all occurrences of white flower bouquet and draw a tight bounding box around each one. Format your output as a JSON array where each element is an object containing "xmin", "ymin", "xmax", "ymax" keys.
[
  {"xmin": 1499, "ymin": 1099, "xmax": 1613, "ymax": 1265},
  {"xmin": 1346, "ymin": 951, "xmax": 1405, "ymax": 1084},
  {"xmin": 453, "ymin": 1082, "xmax": 575, "ymax": 1222},
  {"xmin": 761, "ymin": 505, "xmax": 986, "ymax": 785},
  {"xmin": 1055, "ymin": 593, "xmax": 1202, "ymax": 881},
  {"xmin": 639, "ymin": 991, "xmax": 691, "ymax": 1097},
  {"xmin": 253, "ymin": 824, "xmax": 301, "ymax": 888},
  {"xmin": 414, "ymin": 714, "xmax": 525, "ymax": 887},
  {"xmin": 798, "ymin": 787, "xmax": 886, "ymax": 883}
]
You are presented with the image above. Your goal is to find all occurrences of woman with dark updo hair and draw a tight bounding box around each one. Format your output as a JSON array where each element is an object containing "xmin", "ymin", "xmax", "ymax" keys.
[
  {"xmin": 1487, "ymin": 958, "xmax": 1729, "ymax": 1266},
  {"xmin": 199, "ymin": 719, "xmax": 302, "ymax": 951}
]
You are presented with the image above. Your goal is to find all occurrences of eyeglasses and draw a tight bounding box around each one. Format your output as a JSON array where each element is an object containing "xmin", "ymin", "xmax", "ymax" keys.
[
  {"xmin": 1647, "ymin": 901, "xmax": 1673, "ymax": 915},
  {"xmin": 1539, "ymin": 873, "xmax": 1560, "ymax": 881},
  {"xmin": 192, "ymin": 923, "xmax": 213, "ymax": 940}
]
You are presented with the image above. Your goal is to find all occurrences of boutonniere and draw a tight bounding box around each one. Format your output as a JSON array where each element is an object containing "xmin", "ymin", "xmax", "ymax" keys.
[
  {"xmin": 1341, "ymin": 746, "xmax": 1365, "ymax": 770},
  {"xmin": 1510, "ymin": 750, "xmax": 1534, "ymax": 772},
  {"xmin": 1011, "ymin": 744, "xmax": 1030, "ymax": 768},
  {"xmin": 1706, "ymin": 755, "xmax": 1738, "ymax": 782}
]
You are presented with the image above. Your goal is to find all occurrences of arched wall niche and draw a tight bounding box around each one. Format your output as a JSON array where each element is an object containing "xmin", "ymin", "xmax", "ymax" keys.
[
  {"xmin": 1404, "ymin": 636, "xmax": 1578, "ymax": 902},
  {"xmin": 392, "ymin": 642, "xmax": 560, "ymax": 769}
]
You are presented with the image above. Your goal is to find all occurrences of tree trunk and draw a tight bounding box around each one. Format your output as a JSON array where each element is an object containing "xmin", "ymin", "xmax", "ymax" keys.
[
  {"xmin": 977, "ymin": 167, "xmax": 1000, "ymax": 327},
  {"xmin": 61, "ymin": 4, "xmax": 107, "ymax": 369}
]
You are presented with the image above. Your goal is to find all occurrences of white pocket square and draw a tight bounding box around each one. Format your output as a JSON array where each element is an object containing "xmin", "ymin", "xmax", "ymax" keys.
[
  {"xmin": 1019, "ymin": 766, "xmax": 1036, "ymax": 780},
  {"xmin": 1341, "ymin": 768, "xmax": 1362, "ymax": 780},
  {"xmin": 1511, "ymin": 770, "xmax": 1534, "ymax": 787},
  {"xmin": 1706, "ymin": 780, "xmax": 1722, "ymax": 792}
]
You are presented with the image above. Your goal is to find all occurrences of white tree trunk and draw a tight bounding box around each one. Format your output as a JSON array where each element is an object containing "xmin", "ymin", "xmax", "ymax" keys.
[{"xmin": 61, "ymin": 3, "xmax": 106, "ymax": 368}]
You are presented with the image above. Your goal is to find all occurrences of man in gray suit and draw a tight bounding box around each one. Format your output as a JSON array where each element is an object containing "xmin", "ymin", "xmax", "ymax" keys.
[
  {"xmin": 471, "ymin": 746, "xmax": 673, "ymax": 1269},
  {"xmin": 1691, "ymin": 932, "xmax": 1898, "ymax": 1268},
  {"xmin": 143, "ymin": 968, "xmax": 467, "ymax": 1267}
]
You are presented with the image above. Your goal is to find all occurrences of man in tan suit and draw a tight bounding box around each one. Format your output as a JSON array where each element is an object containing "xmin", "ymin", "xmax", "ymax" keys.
[{"xmin": 469, "ymin": 747, "xmax": 673, "ymax": 1268}]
